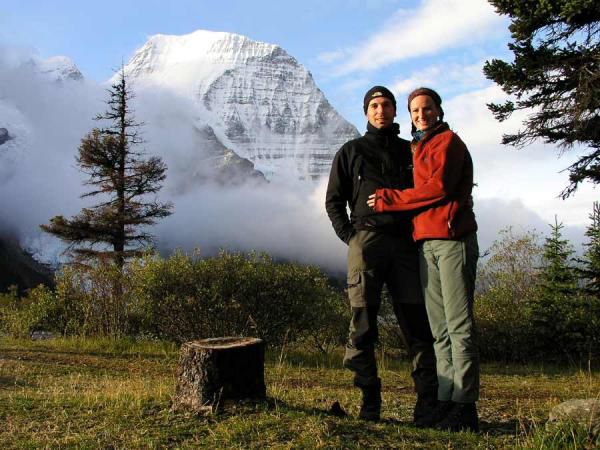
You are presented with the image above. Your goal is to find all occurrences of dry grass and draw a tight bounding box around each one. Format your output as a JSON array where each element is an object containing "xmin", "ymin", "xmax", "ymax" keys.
[{"xmin": 0, "ymin": 337, "xmax": 598, "ymax": 449}]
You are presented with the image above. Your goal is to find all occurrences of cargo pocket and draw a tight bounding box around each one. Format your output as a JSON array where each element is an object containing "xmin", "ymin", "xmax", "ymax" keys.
[{"xmin": 347, "ymin": 271, "xmax": 367, "ymax": 307}]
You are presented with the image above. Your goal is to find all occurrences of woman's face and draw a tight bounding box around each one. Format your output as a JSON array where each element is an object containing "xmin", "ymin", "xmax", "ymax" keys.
[{"xmin": 410, "ymin": 95, "xmax": 440, "ymax": 131}]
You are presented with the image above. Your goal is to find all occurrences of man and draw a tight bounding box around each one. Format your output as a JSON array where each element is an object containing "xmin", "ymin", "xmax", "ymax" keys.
[{"xmin": 325, "ymin": 86, "xmax": 437, "ymax": 422}]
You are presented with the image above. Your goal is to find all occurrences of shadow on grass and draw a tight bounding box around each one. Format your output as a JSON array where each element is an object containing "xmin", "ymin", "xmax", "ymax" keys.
[
  {"xmin": 480, "ymin": 419, "xmax": 519, "ymax": 435},
  {"xmin": 262, "ymin": 397, "xmax": 519, "ymax": 437},
  {"xmin": 264, "ymin": 397, "xmax": 419, "ymax": 427},
  {"xmin": 0, "ymin": 374, "xmax": 33, "ymax": 389}
]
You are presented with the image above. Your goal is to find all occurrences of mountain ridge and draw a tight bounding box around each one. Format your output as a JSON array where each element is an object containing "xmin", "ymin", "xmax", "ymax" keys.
[{"xmin": 122, "ymin": 29, "xmax": 359, "ymax": 180}]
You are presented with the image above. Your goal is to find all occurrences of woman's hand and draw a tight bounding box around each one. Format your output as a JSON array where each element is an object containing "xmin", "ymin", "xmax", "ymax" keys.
[{"xmin": 367, "ymin": 193, "xmax": 377, "ymax": 209}]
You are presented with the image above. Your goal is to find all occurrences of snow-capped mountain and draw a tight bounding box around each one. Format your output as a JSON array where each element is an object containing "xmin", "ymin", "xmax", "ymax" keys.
[
  {"xmin": 0, "ymin": 32, "xmax": 360, "ymax": 271},
  {"xmin": 122, "ymin": 30, "xmax": 359, "ymax": 180},
  {"xmin": 29, "ymin": 56, "xmax": 84, "ymax": 82},
  {"xmin": 37, "ymin": 56, "xmax": 83, "ymax": 81}
]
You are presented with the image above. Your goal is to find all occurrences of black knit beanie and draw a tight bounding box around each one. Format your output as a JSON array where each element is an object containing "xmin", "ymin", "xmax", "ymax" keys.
[
  {"xmin": 363, "ymin": 86, "xmax": 396, "ymax": 114},
  {"xmin": 407, "ymin": 87, "xmax": 444, "ymax": 133}
]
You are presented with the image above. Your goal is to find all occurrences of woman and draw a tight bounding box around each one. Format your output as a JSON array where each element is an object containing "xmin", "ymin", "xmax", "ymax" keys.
[{"xmin": 367, "ymin": 87, "xmax": 480, "ymax": 432}]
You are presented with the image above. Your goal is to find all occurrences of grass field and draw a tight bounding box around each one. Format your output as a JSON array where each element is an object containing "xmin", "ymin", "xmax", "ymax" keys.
[{"xmin": 0, "ymin": 337, "xmax": 598, "ymax": 449}]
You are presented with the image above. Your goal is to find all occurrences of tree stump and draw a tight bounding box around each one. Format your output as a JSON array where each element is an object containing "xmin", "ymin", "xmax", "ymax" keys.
[{"xmin": 174, "ymin": 337, "xmax": 266, "ymax": 412}]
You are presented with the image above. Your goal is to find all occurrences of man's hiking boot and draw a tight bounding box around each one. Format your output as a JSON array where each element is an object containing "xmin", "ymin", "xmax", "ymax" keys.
[
  {"xmin": 434, "ymin": 402, "xmax": 479, "ymax": 432},
  {"xmin": 414, "ymin": 400, "xmax": 453, "ymax": 428},
  {"xmin": 413, "ymin": 392, "xmax": 438, "ymax": 425},
  {"xmin": 356, "ymin": 378, "xmax": 381, "ymax": 421}
]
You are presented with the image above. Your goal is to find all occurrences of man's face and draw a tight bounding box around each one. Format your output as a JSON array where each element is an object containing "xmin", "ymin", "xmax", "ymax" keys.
[{"xmin": 366, "ymin": 97, "xmax": 396, "ymax": 129}]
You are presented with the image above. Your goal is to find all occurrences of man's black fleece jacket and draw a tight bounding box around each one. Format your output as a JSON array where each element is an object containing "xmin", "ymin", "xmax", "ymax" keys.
[{"xmin": 325, "ymin": 122, "xmax": 415, "ymax": 244}]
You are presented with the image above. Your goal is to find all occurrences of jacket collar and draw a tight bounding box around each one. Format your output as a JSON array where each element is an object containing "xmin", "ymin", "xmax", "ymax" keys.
[
  {"xmin": 412, "ymin": 122, "xmax": 450, "ymax": 147},
  {"xmin": 366, "ymin": 122, "xmax": 400, "ymax": 137}
]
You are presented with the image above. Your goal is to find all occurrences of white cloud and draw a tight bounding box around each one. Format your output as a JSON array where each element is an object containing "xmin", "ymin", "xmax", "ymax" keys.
[
  {"xmin": 0, "ymin": 53, "xmax": 350, "ymax": 272},
  {"xmin": 316, "ymin": 50, "xmax": 347, "ymax": 64},
  {"xmin": 338, "ymin": 77, "xmax": 372, "ymax": 93},
  {"xmin": 153, "ymin": 178, "xmax": 347, "ymax": 273},
  {"xmin": 474, "ymin": 198, "xmax": 587, "ymax": 255},
  {"xmin": 441, "ymin": 86, "xmax": 598, "ymax": 227},
  {"xmin": 390, "ymin": 61, "xmax": 487, "ymax": 96},
  {"xmin": 332, "ymin": 0, "xmax": 505, "ymax": 75}
]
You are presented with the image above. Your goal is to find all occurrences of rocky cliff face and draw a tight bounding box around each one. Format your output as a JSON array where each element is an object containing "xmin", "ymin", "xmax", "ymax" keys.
[
  {"xmin": 0, "ymin": 128, "xmax": 10, "ymax": 145},
  {"xmin": 186, "ymin": 124, "xmax": 267, "ymax": 188},
  {"xmin": 0, "ymin": 231, "xmax": 54, "ymax": 293},
  {"xmin": 123, "ymin": 30, "xmax": 359, "ymax": 180}
]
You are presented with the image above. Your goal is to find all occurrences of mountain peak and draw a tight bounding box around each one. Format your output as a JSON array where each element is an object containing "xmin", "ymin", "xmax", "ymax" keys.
[
  {"xmin": 36, "ymin": 56, "xmax": 83, "ymax": 82},
  {"xmin": 123, "ymin": 29, "xmax": 358, "ymax": 180},
  {"xmin": 124, "ymin": 29, "xmax": 283, "ymax": 89}
]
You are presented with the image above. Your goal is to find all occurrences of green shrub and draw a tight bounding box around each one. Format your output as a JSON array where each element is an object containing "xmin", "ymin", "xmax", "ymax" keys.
[
  {"xmin": 53, "ymin": 261, "xmax": 136, "ymax": 337},
  {"xmin": 131, "ymin": 251, "xmax": 348, "ymax": 348},
  {"xmin": 0, "ymin": 285, "xmax": 56, "ymax": 338},
  {"xmin": 476, "ymin": 283, "xmax": 537, "ymax": 362},
  {"xmin": 0, "ymin": 252, "xmax": 347, "ymax": 349},
  {"xmin": 474, "ymin": 228, "xmax": 542, "ymax": 361},
  {"xmin": 529, "ymin": 293, "xmax": 600, "ymax": 363}
]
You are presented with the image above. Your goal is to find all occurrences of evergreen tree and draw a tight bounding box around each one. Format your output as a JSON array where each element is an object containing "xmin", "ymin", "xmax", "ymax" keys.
[
  {"xmin": 577, "ymin": 202, "xmax": 600, "ymax": 298},
  {"xmin": 41, "ymin": 69, "xmax": 173, "ymax": 268},
  {"xmin": 576, "ymin": 202, "xmax": 600, "ymax": 361},
  {"xmin": 483, "ymin": 0, "xmax": 600, "ymax": 198},
  {"xmin": 531, "ymin": 217, "xmax": 586, "ymax": 360},
  {"xmin": 539, "ymin": 217, "xmax": 577, "ymax": 297}
]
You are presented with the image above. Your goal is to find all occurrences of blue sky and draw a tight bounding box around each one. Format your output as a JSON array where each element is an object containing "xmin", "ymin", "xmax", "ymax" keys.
[
  {"xmin": 1, "ymin": 0, "xmax": 597, "ymax": 242},
  {"xmin": 1, "ymin": 0, "xmax": 512, "ymax": 129}
]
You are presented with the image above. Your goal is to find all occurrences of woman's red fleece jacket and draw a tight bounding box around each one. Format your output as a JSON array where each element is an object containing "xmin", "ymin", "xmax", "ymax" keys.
[{"xmin": 373, "ymin": 122, "xmax": 477, "ymax": 241}]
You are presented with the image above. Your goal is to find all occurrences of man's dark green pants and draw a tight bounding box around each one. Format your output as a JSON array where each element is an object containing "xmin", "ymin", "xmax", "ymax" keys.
[{"xmin": 342, "ymin": 230, "xmax": 437, "ymax": 395}]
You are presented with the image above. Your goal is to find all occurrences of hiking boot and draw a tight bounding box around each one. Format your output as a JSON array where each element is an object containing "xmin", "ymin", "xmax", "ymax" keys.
[
  {"xmin": 434, "ymin": 402, "xmax": 479, "ymax": 432},
  {"xmin": 413, "ymin": 393, "xmax": 438, "ymax": 425},
  {"xmin": 414, "ymin": 400, "xmax": 453, "ymax": 428},
  {"xmin": 357, "ymin": 378, "xmax": 381, "ymax": 421}
]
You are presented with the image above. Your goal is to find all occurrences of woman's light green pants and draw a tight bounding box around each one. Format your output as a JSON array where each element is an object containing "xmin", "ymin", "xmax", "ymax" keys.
[{"xmin": 419, "ymin": 233, "xmax": 479, "ymax": 403}]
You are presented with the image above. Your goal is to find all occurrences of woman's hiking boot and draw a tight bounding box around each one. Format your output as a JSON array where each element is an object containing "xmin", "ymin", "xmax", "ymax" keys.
[
  {"xmin": 434, "ymin": 402, "xmax": 479, "ymax": 432},
  {"xmin": 413, "ymin": 391, "xmax": 438, "ymax": 425}
]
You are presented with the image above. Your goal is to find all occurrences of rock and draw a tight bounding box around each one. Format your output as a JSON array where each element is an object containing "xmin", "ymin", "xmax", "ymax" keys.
[
  {"xmin": 0, "ymin": 128, "xmax": 10, "ymax": 145},
  {"xmin": 547, "ymin": 399, "xmax": 600, "ymax": 434},
  {"xmin": 328, "ymin": 401, "xmax": 348, "ymax": 417},
  {"xmin": 30, "ymin": 330, "xmax": 54, "ymax": 340}
]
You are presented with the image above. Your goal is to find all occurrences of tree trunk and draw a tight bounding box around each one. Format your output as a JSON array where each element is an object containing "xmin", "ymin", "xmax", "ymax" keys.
[{"xmin": 174, "ymin": 337, "xmax": 266, "ymax": 412}]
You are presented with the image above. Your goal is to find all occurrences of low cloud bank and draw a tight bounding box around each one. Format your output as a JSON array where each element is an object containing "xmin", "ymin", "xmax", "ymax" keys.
[{"xmin": 0, "ymin": 49, "xmax": 589, "ymax": 275}]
